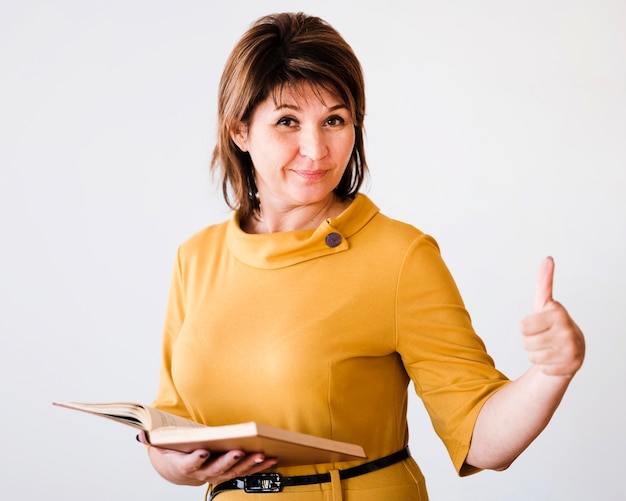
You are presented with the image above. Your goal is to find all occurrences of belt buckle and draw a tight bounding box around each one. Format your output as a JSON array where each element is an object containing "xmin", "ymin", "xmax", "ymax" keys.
[{"xmin": 243, "ymin": 473, "xmax": 283, "ymax": 493}]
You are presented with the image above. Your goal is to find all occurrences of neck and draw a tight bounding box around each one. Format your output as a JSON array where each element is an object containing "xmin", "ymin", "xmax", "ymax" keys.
[{"xmin": 243, "ymin": 195, "xmax": 350, "ymax": 234}]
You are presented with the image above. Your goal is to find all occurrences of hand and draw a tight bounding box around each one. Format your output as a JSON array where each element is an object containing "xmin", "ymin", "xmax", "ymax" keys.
[
  {"xmin": 520, "ymin": 257, "xmax": 585, "ymax": 378},
  {"xmin": 137, "ymin": 431, "xmax": 277, "ymax": 486}
]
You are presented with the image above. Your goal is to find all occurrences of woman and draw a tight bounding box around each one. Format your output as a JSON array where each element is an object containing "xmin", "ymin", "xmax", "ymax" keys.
[{"xmin": 143, "ymin": 12, "xmax": 585, "ymax": 500}]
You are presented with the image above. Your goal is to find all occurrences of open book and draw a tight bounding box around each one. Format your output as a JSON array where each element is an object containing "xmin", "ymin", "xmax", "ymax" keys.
[{"xmin": 53, "ymin": 401, "xmax": 366, "ymax": 466}]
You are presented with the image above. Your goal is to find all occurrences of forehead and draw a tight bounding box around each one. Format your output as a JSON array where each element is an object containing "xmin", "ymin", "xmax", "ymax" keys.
[{"xmin": 268, "ymin": 81, "xmax": 347, "ymax": 109}]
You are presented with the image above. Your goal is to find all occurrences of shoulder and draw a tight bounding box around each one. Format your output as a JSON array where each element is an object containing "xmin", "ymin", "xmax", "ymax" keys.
[
  {"xmin": 366, "ymin": 207, "xmax": 441, "ymax": 255},
  {"xmin": 351, "ymin": 194, "xmax": 432, "ymax": 243},
  {"xmin": 176, "ymin": 219, "xmax": 230, "ymax": 261}
]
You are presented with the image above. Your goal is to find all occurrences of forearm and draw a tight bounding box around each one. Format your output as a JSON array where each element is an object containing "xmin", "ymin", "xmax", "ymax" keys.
[{"xmin": 466, "ymin": 364, "xmax": 572, "ymax": 470}]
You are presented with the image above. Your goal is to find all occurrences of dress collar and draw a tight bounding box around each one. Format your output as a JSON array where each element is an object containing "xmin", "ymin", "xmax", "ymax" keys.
[{"xmin": 226, "ymin": 194, "xmax": 379, "ymax": 269}]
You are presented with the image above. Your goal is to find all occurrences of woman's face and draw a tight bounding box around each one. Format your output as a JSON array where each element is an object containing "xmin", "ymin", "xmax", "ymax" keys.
[{"xmin": 232, "ymin": 83, "xmax": 355, "ymax": 214}]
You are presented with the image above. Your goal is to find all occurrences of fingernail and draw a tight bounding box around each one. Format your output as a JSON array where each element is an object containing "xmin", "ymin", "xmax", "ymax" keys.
[
  {"xmin": 199, "ymin": 452, "xmax": 208, "ymax": 459},
  {"xmin": 233, "ymin": 453, "xmax": 243, "ymax": 460},
  {"xmin": 135, "ymin": 434, "xmax": 140, "ymax": 442},
  {"xmin": 254, "ymin": 457, "xmax": 265, "ymax": 463}
]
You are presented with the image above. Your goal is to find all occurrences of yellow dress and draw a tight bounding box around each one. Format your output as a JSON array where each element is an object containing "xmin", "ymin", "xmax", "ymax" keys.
[{"xmin": 153, "ymin": 194, "xmax": 510, "ymax": 500}]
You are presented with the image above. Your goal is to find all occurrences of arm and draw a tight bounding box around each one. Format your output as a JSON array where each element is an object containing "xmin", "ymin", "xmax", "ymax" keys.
[{"xmin": 466, "ymin": 257, "xmax": 585, "ymax": 470}]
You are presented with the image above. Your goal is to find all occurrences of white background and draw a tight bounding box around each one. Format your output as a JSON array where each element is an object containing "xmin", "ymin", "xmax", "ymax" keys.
[{"xmin": 1, "ymin": 1, "xmax": 624, "ymax": 499}]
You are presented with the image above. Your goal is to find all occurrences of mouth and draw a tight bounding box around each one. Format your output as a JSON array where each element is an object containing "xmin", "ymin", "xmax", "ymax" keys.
[{"xmin": 292, "ymin": 169, "xmax": 328, "ymax": 181}]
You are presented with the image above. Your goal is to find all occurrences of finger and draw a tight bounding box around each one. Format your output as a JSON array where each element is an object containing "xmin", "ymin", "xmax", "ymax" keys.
[
  {"xmin": 239, "ymin": 457, "xmax": 278, "ymax": 476},
  {"xmin": 175, "ymin": 448, "xmax": 213, "ymax": 474},
  {"xmin": 222, "ymin": 455, "xmax": 278, "ymax": 478},
  {"xmin": 221, "ymin": 452, "xmax": 266, "ymax": 472},
  {"xmin": 202, "ymin": 450, "xmax": 247, "ymax": 475},
  {"xmin": 533, "ymin": 256, "xmax": 555, "ymax": 313},
  {"xmin": 200, "ymin": 451, "xmax": 269, "ymax": 483},
  {"xmin": 136, "ymin": 430, "xmax": 149, "ymax": 445},
  {"xmin": 520, "ymin": 306, "xmax": 559, "ymax": 337}
]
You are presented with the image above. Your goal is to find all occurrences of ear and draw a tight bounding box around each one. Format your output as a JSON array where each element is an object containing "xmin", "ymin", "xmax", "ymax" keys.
[{"xmin": 230, "ymin": 122, "xmax": 249, "ymax": 152}]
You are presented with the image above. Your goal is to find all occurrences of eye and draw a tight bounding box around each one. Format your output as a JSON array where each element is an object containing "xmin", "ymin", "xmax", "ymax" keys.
[
  {"xmin": 325, "ymin": 115, "xmax": 346, "ymax": 127},
  {"xmin": 276, "ymin": 116, "xmax": 298, "ymax": 127}
]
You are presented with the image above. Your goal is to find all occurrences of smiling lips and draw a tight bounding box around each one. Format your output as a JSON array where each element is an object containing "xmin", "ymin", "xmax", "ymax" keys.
[{"xmin": 292, "ymin": 169, "xmax": 328, "ymax": 180}]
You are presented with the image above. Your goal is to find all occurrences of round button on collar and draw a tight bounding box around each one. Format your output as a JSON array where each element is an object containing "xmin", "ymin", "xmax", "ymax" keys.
[{"xmin": 325, "ymin": 232, "xmax": 342, "ymax": 248}]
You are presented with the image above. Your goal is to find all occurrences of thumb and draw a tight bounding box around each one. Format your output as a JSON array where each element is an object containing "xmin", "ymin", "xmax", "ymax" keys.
[{"xmin": 533, "ymin": 256, "xmax": 555, "ymax": 312}]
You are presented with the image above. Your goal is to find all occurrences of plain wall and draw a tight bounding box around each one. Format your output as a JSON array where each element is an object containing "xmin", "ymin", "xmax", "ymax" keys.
[{"xmin": 1, "ymin": 1, "xmax": 624, "ymax": 499}]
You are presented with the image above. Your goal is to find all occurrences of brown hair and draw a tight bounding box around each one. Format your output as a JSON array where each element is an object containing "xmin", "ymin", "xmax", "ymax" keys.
[{"xmin": 210, "ymin": 12, "xmax": 368, "ymax": 220}]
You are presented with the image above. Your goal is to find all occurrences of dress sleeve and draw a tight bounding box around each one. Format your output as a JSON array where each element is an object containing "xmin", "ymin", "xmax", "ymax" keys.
[
  {"xmin": 395, "ymin": 234, "xmax": 510, "ymax": 476},
  {"xmin": 151, "ymin": 248, "xmax": 193, "ymax": 419}
]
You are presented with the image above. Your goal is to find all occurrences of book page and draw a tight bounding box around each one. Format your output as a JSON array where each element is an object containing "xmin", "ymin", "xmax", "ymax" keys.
[
  {"xmin": 144, "ymin": 406, "xmax": 205, "ymax": 430},
  {"xmin": 53, "ymin": 401, "xmax": 204, "ymax": 432}
]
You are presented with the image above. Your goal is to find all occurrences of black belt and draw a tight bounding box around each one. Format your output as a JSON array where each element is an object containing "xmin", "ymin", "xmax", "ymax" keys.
[{"xmin": 208, "ymin": 447, "xmax": 410, "ymax": 499}]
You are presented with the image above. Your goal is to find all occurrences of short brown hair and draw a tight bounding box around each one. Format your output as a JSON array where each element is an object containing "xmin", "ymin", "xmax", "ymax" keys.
[{"xmin": 211, "ymin": 12, "xmax": 368, "ymax": 220}]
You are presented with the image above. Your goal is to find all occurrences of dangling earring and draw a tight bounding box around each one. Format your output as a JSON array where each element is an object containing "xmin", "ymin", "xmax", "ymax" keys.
[{"xmin": 246, "ymin": 166, "xmax": 260, "ymax": 212}]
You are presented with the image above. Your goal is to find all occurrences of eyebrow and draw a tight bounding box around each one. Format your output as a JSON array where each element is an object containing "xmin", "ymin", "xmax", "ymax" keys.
[{"xmin": 274, "ymin": 103, "xmax": 349, "ymax": 112}]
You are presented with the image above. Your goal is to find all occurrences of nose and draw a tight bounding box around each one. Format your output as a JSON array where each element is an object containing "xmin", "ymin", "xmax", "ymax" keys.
[{"xmin": 299, "ymin": 126, "xmax": 328, "ymax": 161}]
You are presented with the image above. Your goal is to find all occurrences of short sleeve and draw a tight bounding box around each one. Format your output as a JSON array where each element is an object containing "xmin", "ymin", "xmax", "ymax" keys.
[
  {"xmin": 395, "ymin": 234, "xmax": 510, "ymax": 476},
  {"xmin": 151, "ymin": 248, "xmax": 193, "ymax": 419}
]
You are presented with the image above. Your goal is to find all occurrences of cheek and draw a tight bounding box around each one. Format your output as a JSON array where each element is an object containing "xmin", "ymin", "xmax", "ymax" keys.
[
  {"xmin": 249, "ymin": 134, "xmax": 298, "ymax": 168},
  {"xmin": 250, "ymin": 152, "xmax": 297, "ymax": 184},
  {"xmin": 337, "ymin": 131, "xmax": 356, "ymax": 161}
]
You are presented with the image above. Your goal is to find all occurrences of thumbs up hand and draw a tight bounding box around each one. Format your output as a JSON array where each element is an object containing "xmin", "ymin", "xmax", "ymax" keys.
[{"xmin": 520, "ymin": 257, "xmax": 585, "ymax": 378}]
